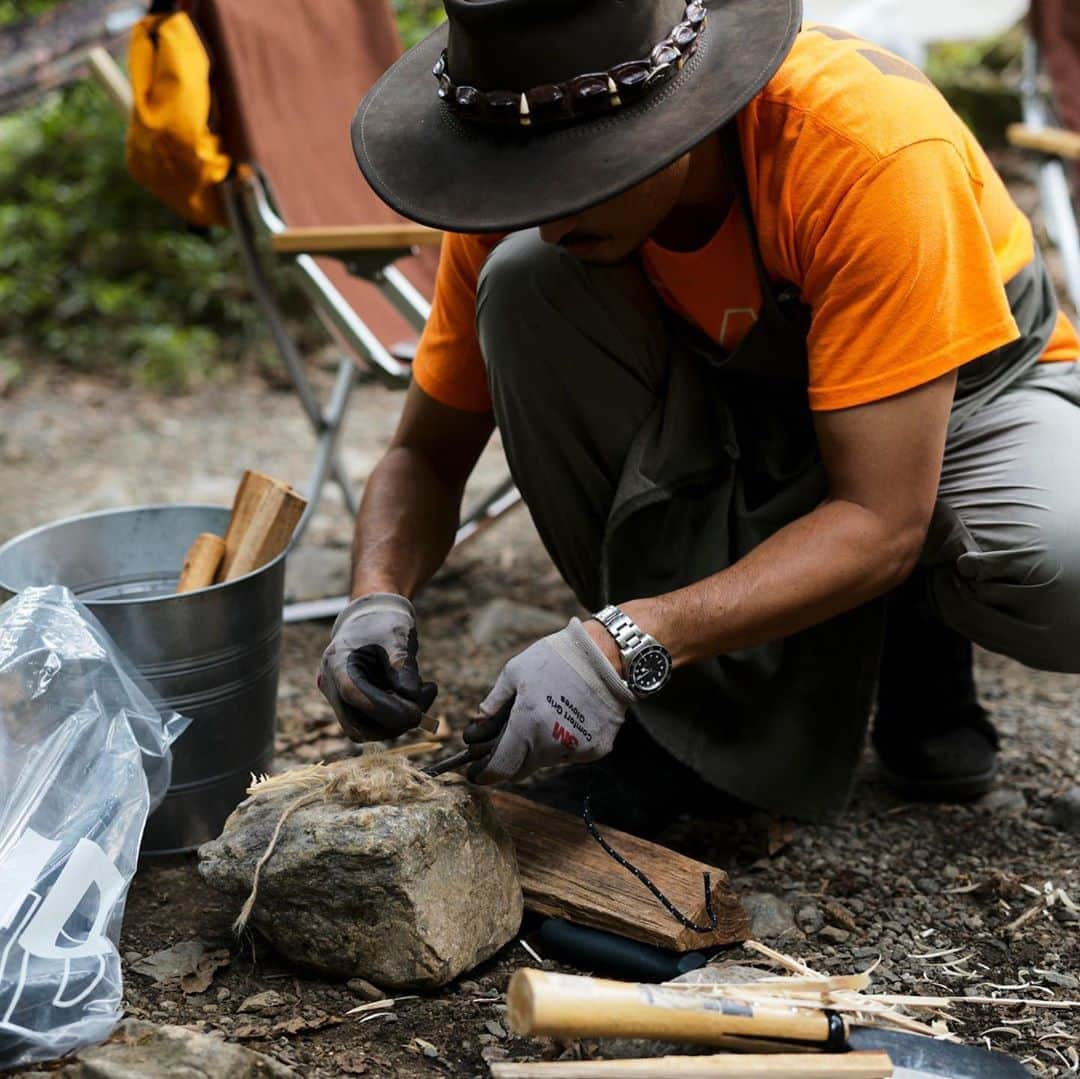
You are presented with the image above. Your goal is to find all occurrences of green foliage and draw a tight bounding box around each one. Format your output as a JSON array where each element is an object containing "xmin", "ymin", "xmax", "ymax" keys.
[
  {"xmin": 926, "ymin": 29, "xmax": 1024, "ymax": 145},
  {"xmin": 0, "ymin": 0, "xmax": 59, "ymax": 29},
  {"xmin": 392, "ymin": 0, "xmax": 445, "ymax": 48},
  {"xmin": 0, "ymin": 80, "xmax": 262, "ymax": 389},
  {"xmin": 0, "ymin": 0, "xmax": 445, "ymax": 390}
]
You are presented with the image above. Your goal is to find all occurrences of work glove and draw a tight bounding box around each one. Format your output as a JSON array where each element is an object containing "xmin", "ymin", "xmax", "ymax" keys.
[
  {"xmin": 318, "ymin": 593, "xmax": 437, "ymax": 742},
  {"xmin": 464, "ymin": 617, "xmax": 634, "ymax": 785}
]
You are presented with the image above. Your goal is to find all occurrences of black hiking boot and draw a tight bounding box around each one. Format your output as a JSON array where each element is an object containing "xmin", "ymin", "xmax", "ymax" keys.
[{"xmin": 873, "ymin": 574, "xmax": 999, "ymax": 801}]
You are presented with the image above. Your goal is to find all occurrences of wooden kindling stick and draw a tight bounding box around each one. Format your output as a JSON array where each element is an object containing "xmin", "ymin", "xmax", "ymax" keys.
[
  {"xmin": 507, "ymin": 969, "xmax": 843, "ymax": 1047},
  {"xmin": 177, "ymin": 533, "xmax": 227, "ymax": 593},
  {"xmin": 490, "ymin": 1055, "xmax": 893, "ymax": 1078}
]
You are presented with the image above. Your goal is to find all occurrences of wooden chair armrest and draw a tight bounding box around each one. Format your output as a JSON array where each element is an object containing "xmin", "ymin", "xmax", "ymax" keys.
[
  {"xmin": 270, "ymin": 224, "xmax": 443, "ymax": 255},
  {"xmin": 1006, "ymin": 123, "xmax": 1080, "ymax": 161}
]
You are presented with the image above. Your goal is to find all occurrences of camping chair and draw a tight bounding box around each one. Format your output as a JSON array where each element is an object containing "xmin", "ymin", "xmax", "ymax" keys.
[
  {"xmin": 97, "ymin": 0, "xmax": 519, "ymax": 623},
  {"xmin": 1006, "ymin": 0, "xmax": 1080, "ymax": 314}
]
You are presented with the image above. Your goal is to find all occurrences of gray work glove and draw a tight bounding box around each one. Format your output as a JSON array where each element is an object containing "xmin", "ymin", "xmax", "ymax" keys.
[
  {"xmin": 318, "ymin": 593, "xmax": 437, "ymax": 742},
  {"xmin": 463, "ymin": 618, "xmax": 634, "ymax": 785}
]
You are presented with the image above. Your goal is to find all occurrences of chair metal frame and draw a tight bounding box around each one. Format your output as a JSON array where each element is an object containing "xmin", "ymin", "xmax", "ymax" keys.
[
  {"xmin": 225, "ymin": 171, "xmax": 520, "ymax": 623},
  {"xmin": 1014, "ymin": 38, "xmax": 1080, "ymax": 313}
]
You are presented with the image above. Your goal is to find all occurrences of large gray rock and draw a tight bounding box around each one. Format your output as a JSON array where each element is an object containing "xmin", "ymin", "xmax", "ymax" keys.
[
  {"xmin": 26, "ymin": 1020, "xmax": 294, "ymax": 1078},
  {"xmin": 198, "ymin": 774, "xmax": 522, "ymax": 990}
]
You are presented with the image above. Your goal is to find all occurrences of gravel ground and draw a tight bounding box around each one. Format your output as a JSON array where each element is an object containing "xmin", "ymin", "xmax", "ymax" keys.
[{"xmin": 1, "ymin": 156, "xmax": 1077, "ymax": 1076}]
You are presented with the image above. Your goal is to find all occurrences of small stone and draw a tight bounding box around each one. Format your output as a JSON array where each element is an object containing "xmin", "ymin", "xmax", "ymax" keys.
[
  {"xmin": 123, "ymin": 951, "xmax": 143, "ymax": 964},
  {"xmin": 414, "ymin": 1038, "xmax": 439, "ymax": 1059},
  {"xmin": 484, "ymin": 1020, "xmax": 507, "ymax": 1039},
  {"xmin": 1048, "ymin": 787, "xmax": 1080, "ymax": 834},
  {"xmin": 795, "ymin": 904, "xmax": 824, "ymax": 934},
  {"xmin": 823, "ymin": 901, "xmax": 857, "ymax": 931},
  {"xmin": 42, "ymin": 1020, "xmax": 296, "ymax": 1077},
  {"xmin": 741, "ymin": 893, "xmax": 798, "ymax": 941},
  {"xmin": 469, "ymin": 598, "xmax": 566, "ymax": 646},
  {"xmin": 819, "ymin": 926, "xmax": 851, "ymax": 945},
  {"xmin": 216, "ymin": 987, "xmax": 231, "ymax": 1002},
  {"xmin": 346, "ymin": 978, "xmax": 387, "ymax": 1002},
  {"xmin": 673, "ymin": 962, "xmax": 771, "ymax": 986},
  {"xmin": 159, "ymin": 1000, "xmax": 178, "ymax": 1012},
  {"xmin": 131, "ymin": 941, "xmax": 206, "ymax": 984},
  {"xmin": 1036, "ymin": 970, "xmax": 1079, "ymax": 989},
  {"xmin": 237, "ymin": 990, "xmax": 288, "ymax": 1016},
  {"xmin": 978, "ymin": 788, "xmax": 1027, "ymax": 816}
]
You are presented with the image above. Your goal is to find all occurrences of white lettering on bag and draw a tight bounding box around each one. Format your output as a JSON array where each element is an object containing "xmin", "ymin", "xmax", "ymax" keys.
[{"xmin": 0, "ymin": 830, "xmax": 121, "ymax": 1025}]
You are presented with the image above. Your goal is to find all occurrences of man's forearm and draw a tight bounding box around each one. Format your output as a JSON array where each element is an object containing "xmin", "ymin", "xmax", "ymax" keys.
[
  {"xmin": 350, "ymin": 446, "xmax": 465, "ymax": 599},
  {"xmin": 601, "ymin": 499, "xmax": 923, "ymax": 669}
]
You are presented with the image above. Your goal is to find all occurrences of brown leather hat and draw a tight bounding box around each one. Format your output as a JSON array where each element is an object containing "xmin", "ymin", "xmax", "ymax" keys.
[{"xmin": 352, "ymin": 0, "xmax": 801, "ymax": 233}]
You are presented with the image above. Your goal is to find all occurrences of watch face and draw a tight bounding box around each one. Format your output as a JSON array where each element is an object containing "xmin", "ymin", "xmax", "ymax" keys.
[{"xmin": 629, "ymin": 646, "xmax": 672, "ymax": 695}]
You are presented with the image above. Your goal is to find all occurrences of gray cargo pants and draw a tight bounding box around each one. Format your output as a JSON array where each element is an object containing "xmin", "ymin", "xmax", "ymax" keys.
[{"xmin": 477, "ymin": 231, "xmax": 1080, "ymax": 675}]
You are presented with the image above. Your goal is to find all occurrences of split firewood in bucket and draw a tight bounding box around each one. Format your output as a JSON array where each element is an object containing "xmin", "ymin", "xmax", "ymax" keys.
[
  {"xmin": 220, "ymin": 472, "xmax": 307, "ymax": 582},
  {"xmin": 174, "ymin": 470, "xmax": 307, "ymax": 593},
  {"xmin": 197, "ymin": 748, "xmax": 523, "ymax": 991},
  {"xmin": 176, "ymin": 533, "xmax": 227, "ymax": 593}
]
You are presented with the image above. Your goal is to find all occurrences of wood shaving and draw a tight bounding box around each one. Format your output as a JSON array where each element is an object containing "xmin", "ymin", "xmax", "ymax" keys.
[{"xmin": 656, "ymin": 942, "xmax": 1080, "ymax": 1048}]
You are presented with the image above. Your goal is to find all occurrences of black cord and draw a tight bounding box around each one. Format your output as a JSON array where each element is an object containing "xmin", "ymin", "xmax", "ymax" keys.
[{"xmin": 582, "ymin": 794, "xmax": 719, "ymax": 934}]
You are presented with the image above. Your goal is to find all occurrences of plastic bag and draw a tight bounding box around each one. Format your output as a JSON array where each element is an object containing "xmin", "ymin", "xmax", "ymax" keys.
[{"xmin": 0, "ymin": 586, "xmax": 189, "ymax": 1068}]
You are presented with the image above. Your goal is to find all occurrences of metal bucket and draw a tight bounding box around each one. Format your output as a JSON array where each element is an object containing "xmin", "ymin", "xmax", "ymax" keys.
[{"xmin": 0, "ymin": 504, "xmax": 285, "ymax": 855}]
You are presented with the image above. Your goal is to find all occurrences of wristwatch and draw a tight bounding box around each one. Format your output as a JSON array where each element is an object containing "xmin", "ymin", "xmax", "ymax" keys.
[{"xmin": 592, "ymin": 605, "xmax": 673, "ymax": 698}]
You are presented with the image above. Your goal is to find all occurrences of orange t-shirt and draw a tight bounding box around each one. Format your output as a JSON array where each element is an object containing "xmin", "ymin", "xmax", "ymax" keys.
[{"xmin": 413, "ymin": 26, "xmax": 1080, "ymax": 414}]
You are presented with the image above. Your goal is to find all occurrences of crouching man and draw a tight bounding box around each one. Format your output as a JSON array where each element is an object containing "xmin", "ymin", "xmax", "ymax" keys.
[{"xmin": 318, "ymin": 0, "xmax": 1080, "ymax": 822}]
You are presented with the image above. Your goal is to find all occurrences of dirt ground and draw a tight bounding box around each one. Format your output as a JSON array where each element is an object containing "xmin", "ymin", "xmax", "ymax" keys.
[{"xmin": 1, "ymin": 158, "xmax": 1078, "ymax": 1077}]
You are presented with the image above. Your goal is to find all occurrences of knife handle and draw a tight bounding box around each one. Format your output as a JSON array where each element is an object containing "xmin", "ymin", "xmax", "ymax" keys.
[{"xmin": 508, "ymin": 969, "xmax": 848, "ymax": 1047}]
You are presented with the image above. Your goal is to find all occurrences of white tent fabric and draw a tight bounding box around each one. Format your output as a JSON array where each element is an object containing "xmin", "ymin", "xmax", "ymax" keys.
[{"xmin": 803, "ymin": 0, "xmax": 1028, "ymax": 66}]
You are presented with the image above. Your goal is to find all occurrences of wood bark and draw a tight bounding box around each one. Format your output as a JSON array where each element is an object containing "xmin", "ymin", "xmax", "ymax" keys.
[{"xmin": 488, "ymin": 791, "xmax": 749, "ymax": 952}]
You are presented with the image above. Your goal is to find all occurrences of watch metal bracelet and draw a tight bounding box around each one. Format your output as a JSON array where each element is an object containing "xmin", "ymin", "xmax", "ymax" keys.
[{"xmin": 596, "ymin": 604, "xmax": 650, "ymax": 652}]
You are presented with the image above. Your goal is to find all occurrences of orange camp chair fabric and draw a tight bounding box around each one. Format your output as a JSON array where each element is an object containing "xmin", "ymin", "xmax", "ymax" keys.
[{"xmin": 187, "ymin": 0, "xmax": 439, "ymax": 348}]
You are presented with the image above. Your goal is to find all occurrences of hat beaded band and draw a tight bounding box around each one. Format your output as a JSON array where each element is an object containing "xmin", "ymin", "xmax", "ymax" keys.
[{"xmin": 433, "ymin": 0, "xmax": 708, "ymax": 130}]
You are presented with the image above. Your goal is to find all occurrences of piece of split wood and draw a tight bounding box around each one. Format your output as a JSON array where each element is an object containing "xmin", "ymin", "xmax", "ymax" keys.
[
  {"xmin": 217, "ymin": 470, "xmax": 306, "ymax": 582},
  {"xmin": 177, "ymin": 532, "xmax": 226, "ymax": 593},
  {"xmin": 225, "ymin": 482, "xmax": 307, "ymax": 581},
  {"xmin": 489, "ymin": 791, "xmax": 749, "ymax": 952}
]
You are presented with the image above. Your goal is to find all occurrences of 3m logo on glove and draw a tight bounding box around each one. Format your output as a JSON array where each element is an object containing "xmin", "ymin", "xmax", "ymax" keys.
[{"xmin": 551, "ymin": 721, "xmax": 579, "ymax": 749}]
